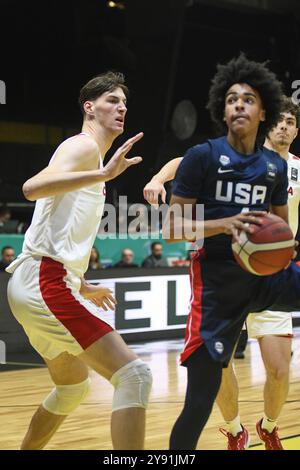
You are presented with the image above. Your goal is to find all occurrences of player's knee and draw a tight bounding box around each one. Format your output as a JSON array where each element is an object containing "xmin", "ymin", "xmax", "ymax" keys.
[
  {"xmin": 267, "ymin": 365, "xmax": 289, "ymax": 383},
  {"xmin": 42, "ymin": 377, "xmax": 91, "ymax": 415},
  {"xmin": 110, "ymin": 359, "xmax": 152, "ymax": 412},
  {"xmin": 184, "ymin": 395, "xmax": 215, "ymax": 421}
]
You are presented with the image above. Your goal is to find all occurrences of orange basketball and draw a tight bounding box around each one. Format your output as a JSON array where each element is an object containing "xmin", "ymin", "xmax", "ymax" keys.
[{"xmin": 232, "ymin": 213, "xmax": 295, "ymax": 275}]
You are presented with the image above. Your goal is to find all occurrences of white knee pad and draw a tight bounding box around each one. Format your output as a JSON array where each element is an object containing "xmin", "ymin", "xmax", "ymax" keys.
[
  {"xmin": 110, "ymin": 359, "xmax": 152, "ymax": 412},
  {"xmin": 42, "ymin": 377, "xmax": 91, "ymax": 415}
]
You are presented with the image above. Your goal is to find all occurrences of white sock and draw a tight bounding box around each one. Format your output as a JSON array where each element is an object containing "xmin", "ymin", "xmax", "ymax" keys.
[
  {"xmin": 226, "ymin": 415, "xmax": 243, "ymax": 436},
  {"xmin": 261, "ymin": 415, "xmax": 277, "ymax": 433}
]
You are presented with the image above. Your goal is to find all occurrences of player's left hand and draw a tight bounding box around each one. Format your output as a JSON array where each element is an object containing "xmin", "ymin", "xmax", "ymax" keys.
[
  {"xmin": 102, "ymin": 132, "xmax": 144, "ymax": 181},
  {"xmin": 80, "ymin": 279, "xmax": 117, "ymax": 311}
]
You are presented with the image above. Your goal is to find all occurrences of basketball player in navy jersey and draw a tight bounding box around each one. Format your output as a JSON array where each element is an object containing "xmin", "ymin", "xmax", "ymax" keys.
[
  {"xmin": 217, "ymin": 98, "xmax": 300, "ymax": 450},
  {"xmin": 158, "ymin": 53, "xmax": 300, "ymax": 450},
  {"xmin": 144, "ymin": 96, "xmax": 300, "ymax": 450}
]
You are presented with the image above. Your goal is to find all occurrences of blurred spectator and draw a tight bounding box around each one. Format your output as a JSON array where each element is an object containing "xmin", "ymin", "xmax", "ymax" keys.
[
  {"xmin": 141, "ymin": 242, "xmax": 168, "ymax": 268},
  {"xmin": 0, "ymin": 206, "xmax": 11, "ymax": 233},
  {"xmin": 0, "ymin": 245, "xmax": 15, "ymax": 271},
  {"xmin": 88, "ymin": 246, "xmax": 103, "ymax": 270},
  {"xmin": 113, "ymin": 249, "xmax": 139, "ymax": 268},
  {"xmin": 0, "ymin": 205, "xmax": 21, "ymax": 233}
]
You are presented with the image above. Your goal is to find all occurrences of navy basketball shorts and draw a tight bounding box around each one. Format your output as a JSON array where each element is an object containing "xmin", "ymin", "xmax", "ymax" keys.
[{"xmin": 181, "ymin": 249, "xmax": 300, "ymax": 367}]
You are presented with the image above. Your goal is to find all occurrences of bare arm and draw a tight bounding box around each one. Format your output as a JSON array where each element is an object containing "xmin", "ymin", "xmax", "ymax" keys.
[
  {"xmin": 143, "ymin": 157, "xmax": 183, "ymax": 206},
  {"xmin": 152, "ymin": 157, "xmax": 183, "ymax": 184},
  {"xmin": 163, "ymin": 194, "xmax": 266, "ymax": 243},
  {"xmin": 23, "ymin": 133, "xmax": 143, "ymax": 201}
]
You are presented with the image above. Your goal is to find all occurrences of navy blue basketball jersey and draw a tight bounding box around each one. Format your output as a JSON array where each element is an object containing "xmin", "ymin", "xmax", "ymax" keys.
[{"xmin": 172, "ymin": 136, "xmax": 288, "ymax": 259}]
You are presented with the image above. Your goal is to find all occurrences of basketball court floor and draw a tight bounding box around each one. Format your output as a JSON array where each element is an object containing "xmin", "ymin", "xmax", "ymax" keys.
[{"xmin": 1, "ymin": 331, "xmax": 300, "ymax": 450}]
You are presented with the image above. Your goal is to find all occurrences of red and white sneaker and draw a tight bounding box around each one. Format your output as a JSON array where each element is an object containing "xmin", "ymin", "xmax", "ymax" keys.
[
  {"xmin": 219, "ymin": 426, "xmax": 250, "ymax": 450},
  {"xmin": 256, "ymin": 419, "xmax": 283, "ymax": 450}
]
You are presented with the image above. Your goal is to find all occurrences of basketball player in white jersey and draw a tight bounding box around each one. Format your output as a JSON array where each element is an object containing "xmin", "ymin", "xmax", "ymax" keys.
[
  {"xmin": 143, "ymin": 96, "xmax": 300, "ymax": 450},
  {"xmin": 6, "ymin": 72, "xmax": 152, "ymax": 450}
]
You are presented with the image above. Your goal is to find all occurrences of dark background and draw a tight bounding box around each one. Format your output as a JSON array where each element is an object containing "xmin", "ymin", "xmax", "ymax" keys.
[{"xmin": 1, "ymin": 0, "xmax": 300, "ymax": 213}]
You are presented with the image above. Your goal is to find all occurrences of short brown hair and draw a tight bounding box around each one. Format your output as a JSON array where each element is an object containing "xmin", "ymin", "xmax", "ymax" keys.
[
  {"xmin": 280, "ymin": 95, "xmax": 300, "ymax": 128},
  {"xmin": 78, "ymin": 71, "xmax": 129, "ymax": 115}
]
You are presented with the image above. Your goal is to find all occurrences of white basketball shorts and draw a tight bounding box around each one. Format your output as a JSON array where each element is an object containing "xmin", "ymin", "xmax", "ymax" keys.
[
  {"xmin": 247, "ymin": 309, "xmax": 293, "ymax": 339},
  {"xmin": 7, "ymin": 256, "xmax": 113, "ymax": 360}
]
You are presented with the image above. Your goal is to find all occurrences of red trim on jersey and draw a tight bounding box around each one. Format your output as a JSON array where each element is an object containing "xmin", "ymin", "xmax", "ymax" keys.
[
  {"xmin": 292, "ymin": 154, "xmax": 300, "ymax": 160},
  {"xmin": 276, "ymin": 334, "xmax": 294, "ymax": 338},
  {"xmin": 39, "ymin": 257, "xmax": 113, "ymax": 349},
  {"xmin": 180, "ymin": 250, "xmax": 204, "ymax": 364}
]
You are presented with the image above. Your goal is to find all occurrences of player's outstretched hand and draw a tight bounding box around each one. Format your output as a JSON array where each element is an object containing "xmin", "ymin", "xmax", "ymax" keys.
[
  {"xmin": 222, "ymin": 211, "xmax": 267, "ymax": 244},
  {"xmin": 143, "ymin": 179, "xmax": 166, "ymax": 208},
  {"xmin": 102, "ymin": 132, "xmax": 143, "ymax": 181},
  {"xmin": 80, "ymin": 279, "xmax": 117, "ymax": 311}
]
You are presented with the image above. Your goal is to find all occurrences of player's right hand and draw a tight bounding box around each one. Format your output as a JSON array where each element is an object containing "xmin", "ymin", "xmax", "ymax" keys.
[
  {"xmin": 222, "ymin": 211, "xmax": 267, "ymax": 244},
  {"xmin": 102, "ymin": 132, "xmax": 143, "ymax": 181},
  {"xmin": 143, "ymin": 179, "xmax": 166, "ymax": 208},
  {"xmin": 80, "ymin": 279, "xmax": 117, "ymax": 311}
]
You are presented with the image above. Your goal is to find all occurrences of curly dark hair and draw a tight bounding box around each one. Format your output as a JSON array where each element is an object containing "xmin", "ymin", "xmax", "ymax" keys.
[
  {"xmin": 79, "ymin": 71, "xmax": 129, "ymax": 116},
  {"xmin": 207, "ymin": 53, "xmax": 283, "ymax": 137},
  {"xmin": 279, "ymin": 95, "xmax": 300, "ymax": 128}
]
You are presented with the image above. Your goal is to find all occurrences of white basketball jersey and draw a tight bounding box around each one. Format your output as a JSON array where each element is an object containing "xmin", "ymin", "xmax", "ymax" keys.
[
  {"xmin": 7, "ymin": 133, "xmax": 106, "ymax": 277},
  {"xmin": 287, "ymin": 152, "xmax": 300, "ymax": 236}
]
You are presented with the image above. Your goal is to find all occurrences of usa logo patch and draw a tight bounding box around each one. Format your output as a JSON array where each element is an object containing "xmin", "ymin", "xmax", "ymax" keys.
[
  {"xmin": 214, "ymin": 341, "xmax": 224, "ymax": 354},
  {"xmin": 266, "ymin": 162, "xmax": 277, "ymax": 181},
  {"xmin": 219, "ymin": 155, "xmax": 230, "ymax": 166}
]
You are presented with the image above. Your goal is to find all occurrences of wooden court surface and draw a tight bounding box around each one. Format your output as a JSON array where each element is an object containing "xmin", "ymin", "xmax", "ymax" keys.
[{"xmin": 0, "ymin": 332, "xmax": 300, "ymax": 450}]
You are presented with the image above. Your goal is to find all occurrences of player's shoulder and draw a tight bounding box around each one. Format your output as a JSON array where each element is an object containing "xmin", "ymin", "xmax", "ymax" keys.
[
  {"xmin": 179, "ymin": 141, "xmax": 214, "ymax": 175},
  {"xmin": 289, "ymin": 153, "xmax": 300, "ymax": 164},
  {"xmin": 183, "ymin": 140, "xmax": 211, "ymax": 158},
  {"xmin": 50, "ymin": 133, "xmax": 99, "ymax": 171},
  {"xmin": 61, "ymin": 133, "xmax": 99, "ymax": 155},
  {"xmin": 261, "ymin": 146, "xmax": 281, "ymax": 160},
  {"xmin": 60, "ymin": 134, "xmax": 99, "ymax": 161},
  {"xmin": 288, "ymin": 153, "xmax": 300, "ymax": 178},
  {"xmin": 184, "ymin": 136, "xmax": 227, "ymax": 156},
  {"xmin": 262, "ymin": 147, "xmax": 287, "ymax": 170}
]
